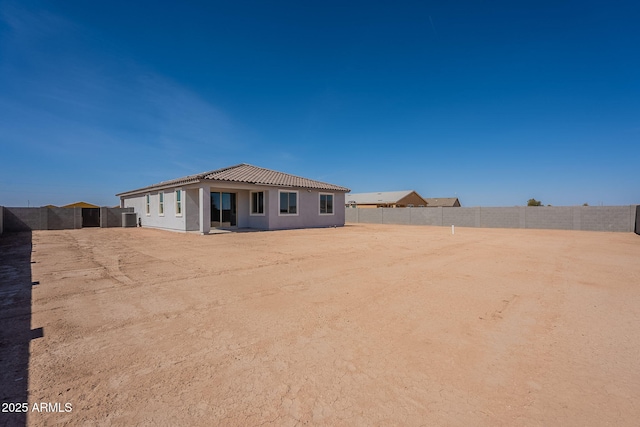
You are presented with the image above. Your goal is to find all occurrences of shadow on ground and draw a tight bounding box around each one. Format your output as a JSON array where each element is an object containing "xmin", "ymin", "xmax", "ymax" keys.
[{"xmin": 0, "ymin": 232, "xmax": 35, "ymax": 426}]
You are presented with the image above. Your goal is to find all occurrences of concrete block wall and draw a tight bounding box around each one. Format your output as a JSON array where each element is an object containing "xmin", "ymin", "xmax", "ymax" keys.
[
  {"xmin": 345, "ymin": 205, "xmax": 638, "ymax": 233},
  {"xmin": 636, "ymin": 206, "xmax": 640, "ymax": 235},
  {"xmin": 1, "ymin": 207, "xmax": 134, "ymax": 232},
  {"xmin": 525, "ymin": 207, "xmax": 574, "ymax": 230},
  {"xmin": 2, "ymin": 208, "xmax": 47, "ymax": 231},
  {"xmin": 382, "ymin": 208, "xmax": 411, "ymax": 225},
  {"xmin": 409, "ymin": 207, "xmax": 441, "ymax": 226},
  {"xmin": 100, "ymin": 207, "xmax": 134, "ymax": 228},
  {"xmin": 345, "ymin": 208, "xmax": 358, "ymax": 224},
  {"xmin": 357, "ymin": 208, "xmax": 383, "ymax": 224},
  {"xmin": 480, "ymin": 207, "xmax": 521, "ymax": 229},
  {"xmin": 47, "ymin": 207, "xmax": 82, "ymax": 230},
  {"xmin": 443, "ymin": 208, "xmax": 478, "ymax": 227}
]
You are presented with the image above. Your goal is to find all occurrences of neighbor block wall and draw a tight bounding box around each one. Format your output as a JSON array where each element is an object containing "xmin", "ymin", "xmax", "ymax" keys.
[
  {"xmin": 442, "ymin": 208, "xmax": 477, "ymax": 227},
  {"xmin": 100, "ymin": 207, "xmax": 134, "ymax": 228},
  {"xmin": 345, "ymin": 206, "xmax": 637, "ymax": 232},
  {"xmin": 525, "ymin": 207, "xmax": 574, "ymax": 230},
  {"xmin": 356, "ymin": 208, "xmax": 383, "ymax": 224},
  {"xmin": 47, "ymin": 207, "xmax": 81, "ymax": 230},
  {"xmin": 2, "ymin": 208, "xmax": 46, "ymax": 231},
  {"xmin": 410, "ymin": 207, "xmax": 441, "ymax": 226},
  {"xmin": 345, "ymin": 208, "xmax": 358, "ymax": 223},
  {"xmin": 480, "ymin": 207, "xmax": 520, "ymax": 228},
  {"xmin": 1, "ymin": 207, "xmax": 133, "ymax": 232}
]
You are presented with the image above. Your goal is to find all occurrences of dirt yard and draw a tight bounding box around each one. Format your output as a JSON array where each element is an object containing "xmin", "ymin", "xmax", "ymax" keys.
[{"xmin": 2, "ymin": 224, "xmax": 639, "ymax": 426}]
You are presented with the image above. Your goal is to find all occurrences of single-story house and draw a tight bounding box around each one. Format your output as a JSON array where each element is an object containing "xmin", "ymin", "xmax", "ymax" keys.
[
  {"xmin": 424, "ymin": 198, "xmax": 461, "ymax": 207},
  {"xmin": 345, "ymin": 190, "xmax": 428, "ymax": 208},
  {"xmin": 116, "ymin": 163, "xmax": 350, "ymax": 234}
]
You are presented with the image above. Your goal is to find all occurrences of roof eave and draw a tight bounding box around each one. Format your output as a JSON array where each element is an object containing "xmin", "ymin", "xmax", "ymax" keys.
[
  {"xmin": 116, "ymin": 178, "xmax": 202, "ymax": 198},
  {"xmin": 117, "ymin": 179, "xmax": 349, "ymax": 198}
]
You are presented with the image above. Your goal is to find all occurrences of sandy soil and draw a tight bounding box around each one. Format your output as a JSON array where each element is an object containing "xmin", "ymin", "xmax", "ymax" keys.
[{"xmin": 2, "ymin": 224, "xmax": 640, "ymax": 426}]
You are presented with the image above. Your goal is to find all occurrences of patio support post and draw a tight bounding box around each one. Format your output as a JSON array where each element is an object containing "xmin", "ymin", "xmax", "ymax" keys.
[{"xmin": 199, "ymin": 186, "xmax": 210, "ymax": 235}]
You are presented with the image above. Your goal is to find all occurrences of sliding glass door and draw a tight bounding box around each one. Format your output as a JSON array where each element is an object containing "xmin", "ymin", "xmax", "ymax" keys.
[{"xmin": 210, "ymin": 192, "xmax": 236, "ymax": 227}]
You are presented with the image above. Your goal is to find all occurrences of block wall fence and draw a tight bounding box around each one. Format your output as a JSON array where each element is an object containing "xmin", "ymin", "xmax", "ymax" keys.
[
  {"xmin": 346, "ymin": 205, "xmax": 639, "ymax": 233},
  {"xmin": 0, "ymin": 207, "xmax": 134, "ymax": 234},
  {"xmin": 2, "ymin": 205, "xmax": 637, "ymax": 234}
]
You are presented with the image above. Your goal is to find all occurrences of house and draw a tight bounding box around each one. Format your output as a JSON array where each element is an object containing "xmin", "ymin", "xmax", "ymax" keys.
[
  {"xmin": 116, "ymin": 163, "xmax": 349, "ymax": 234},
  {"xmin": 424, "ymin": 198, "xmax": 461, "ymax": 207},
  {"xmin": 345, "ymin": 190, "xmax": 428, "ymax": 208}
]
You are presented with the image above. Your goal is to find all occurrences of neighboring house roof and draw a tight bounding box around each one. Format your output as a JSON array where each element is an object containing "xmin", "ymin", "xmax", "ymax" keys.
[
  {"xmin": 117, "ymin": 163, "xmax": 350, "ymax": 197},
  {"xmin": 345, "ymin": 190, "xmax": 425, "ymax": 205},
  {"xmin": 62, "ymin": 202, "xmax": 100, "ymax": 208},
  {"xmin": 424, "ymin": 198, "xmax": 461, "ymax": 207}
]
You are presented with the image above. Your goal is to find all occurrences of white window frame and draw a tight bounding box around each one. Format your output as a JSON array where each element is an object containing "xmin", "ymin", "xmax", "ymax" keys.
[
  {"xmin": 158, "ymin": 192, "xmax": 164, "ymax": 216},
  {"xmin": 319, "ymin": 192, "xmax": 335, "ymax": 215},
  {"xmin": 278, "ymin": 190, "xmax": 299, "ymax": 216},
  {"xmin": 250, "ymin": 191, "xmax": 265, "ymax": 216},
  {"xmin": 175, "ymin": 189, "xmax": 183, "ymax": 217},
  {"xmin": 145, "ymin": 194, "xmax": 150, "ymax": 216}
]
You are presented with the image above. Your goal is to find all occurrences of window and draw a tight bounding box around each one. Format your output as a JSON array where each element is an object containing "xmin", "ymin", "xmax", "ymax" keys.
[
  {"xmin": 279, "ymin": 191, "xmax": 298, "ymax": 215},
  {"xmin": 319, "ymin": 193, "xmax": 334, "ymax": 215},
  {"xmin": 251, "ymin": 191, "xmax": 264, "ymax": 215},
  {"xmin": 145, "ymin": 194, "xmax": 150, "ymax": 216},
  {"xmin": 175, "ymin": 190, "xmax": 182, "ymax": 216},
  {"xmin": 158, "ymin": 192, "xmax": 164, "ymax": 216}
]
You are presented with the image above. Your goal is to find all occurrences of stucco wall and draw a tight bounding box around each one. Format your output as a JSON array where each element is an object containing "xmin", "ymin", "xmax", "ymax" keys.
[
  {"xmin": 266, "ymin": 190, "xmax": 345, "ymax": 230},
  {"xmin": 123, "ymin": 188, "xmax": 189, "ymax": 232},
  {"xmin": 245, "ymin": 190, "xmax": 270, "ymax": 230},
  {"xmin": 346, "ymin": 206, "xmax": 637, "ymax": 232},
  {"xmin": 185, "ymin": 189, "xmax": 200, "ymax": 231},
  {"xmin": 121, "ymin": 184, "xmax": 346, "ymax": 232}
]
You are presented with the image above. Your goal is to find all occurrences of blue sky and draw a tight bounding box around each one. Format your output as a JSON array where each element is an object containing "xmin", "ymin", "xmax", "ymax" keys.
[{"xmin": 1, "ymin": 0, "xmax": 638, "ymax": 207}]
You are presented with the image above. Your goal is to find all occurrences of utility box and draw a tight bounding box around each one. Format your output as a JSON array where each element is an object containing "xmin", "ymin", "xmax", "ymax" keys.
[{"xmin": 122, "ymin": 212, "xmax": 137, "ymax": 228}]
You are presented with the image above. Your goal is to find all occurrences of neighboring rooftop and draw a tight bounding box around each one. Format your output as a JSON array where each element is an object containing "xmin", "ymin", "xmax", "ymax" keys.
[
  {"xmin": 345, "ymin": 191, "xmax": 415, "ymax": 205},
  {"xmin": 62, "ymin": 201, "xmax": 100, "ymax": 208},
  {"xmin": 117, "ymin": 163, "xmax": 350, "ymax": 197},
  {"xmin": 344, "ymin": 190, "xmax": 430, "ymax": 207},
  {"xmin": 424, "ymin": 198, "xmax": 461, "ymax": 207}
]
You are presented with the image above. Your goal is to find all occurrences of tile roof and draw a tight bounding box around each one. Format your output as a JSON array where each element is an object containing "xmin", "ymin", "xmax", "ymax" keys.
[{"xmin": 117, "ymin": 163, "xmax": 349, "ymax": 196}]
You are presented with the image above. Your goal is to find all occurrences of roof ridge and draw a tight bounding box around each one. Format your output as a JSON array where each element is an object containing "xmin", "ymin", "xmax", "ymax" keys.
[
  {"xmin": 206, "ymin": 163, "xmax": 343, "ymax": 188},
  {"xmin": 195, "ymin": 163, "xmax": 246, "ymax": 179}
]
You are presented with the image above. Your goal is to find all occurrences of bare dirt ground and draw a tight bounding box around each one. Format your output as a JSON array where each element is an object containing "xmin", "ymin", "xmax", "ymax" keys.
[{"xmin": 2, "ymin": 224, "xmax": 640, "ymax": 426}]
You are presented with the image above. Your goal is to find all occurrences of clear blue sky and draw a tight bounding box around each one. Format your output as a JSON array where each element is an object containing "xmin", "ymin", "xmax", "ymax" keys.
[{"xmin": 1, "ymin": 0, "xmax": 638, "ymax": 207}]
